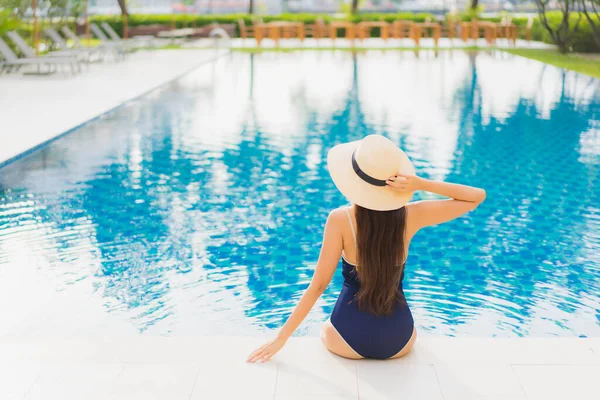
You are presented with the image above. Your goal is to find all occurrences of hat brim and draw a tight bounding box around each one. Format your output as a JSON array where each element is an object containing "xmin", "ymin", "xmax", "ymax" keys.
[{"xmin": 327, "ymin": 140, "xmax": 415, "ymax": 211}]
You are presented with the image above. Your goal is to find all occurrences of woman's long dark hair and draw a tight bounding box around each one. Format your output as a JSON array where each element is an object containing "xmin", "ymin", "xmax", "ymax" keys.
[{"xmin": 354, "ymin": 205, "xmax": 407, "ymax": 315}]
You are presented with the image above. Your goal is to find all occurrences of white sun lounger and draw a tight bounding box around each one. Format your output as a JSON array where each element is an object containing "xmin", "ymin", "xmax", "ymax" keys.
[
  {"xmin": 89, "ymin": 23, "xmax": 128, "ymax": 58},
  {"xmin": 0, "ymin": 36, "xmax": 80, "ymax": 75},
  {"xmin": 60, "ymin": 26, "xmax": 114, "ymax": 61},
  {"xmin": 60, "ymin": 26, "xmax": 89, "ymax": 48},
  {"xmin": 6, "ymin": 30, "xmax": 83, "ymax": 74},
  {"xmin": 43, "ymin": 28, "xmax": 95, "ymax": 62}
]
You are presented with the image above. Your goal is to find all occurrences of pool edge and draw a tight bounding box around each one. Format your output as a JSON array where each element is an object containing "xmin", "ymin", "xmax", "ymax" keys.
[{"xmin": 0, "ymin": 49, "xmax": 230, "ymax": 171}]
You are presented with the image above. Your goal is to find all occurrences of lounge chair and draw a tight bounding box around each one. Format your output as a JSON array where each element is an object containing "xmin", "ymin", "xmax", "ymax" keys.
[
  {"xmin": 60, "ymin": 26, "xmax": 86, "ymax": 48},
  {"xmin": 90, "ymin": 23, "xmax": 129, "ymax": 57},
  {"xmin": 60, "ymin": 26, "xmax": 116, "ymax": 62},
  {"xmin": 6, "ymin": 30, "xmax": 83, "ymax": 68},
  {"xmin": 5, "ymin": 31, "xmax": 82, "ymax": 72},
  {"xmin": 305, "ymin": 18, "xmax": 326, "ymax": 39},
  {"xmin": 0, "ymin": 36, "xmax": 80, "ymax": 75},
  {"xmin": 43, "ymin": 28, "xmax": 96, "ymax": 62},
  {"xmin": 100, "ymin": 22, "xmax": 155, "ymax": 48}
]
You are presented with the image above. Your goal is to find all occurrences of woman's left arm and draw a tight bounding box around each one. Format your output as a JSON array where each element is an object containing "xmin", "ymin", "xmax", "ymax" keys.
[{"xmin": 246, "ymin": 211, "xmax": 343, "ymax": 363}]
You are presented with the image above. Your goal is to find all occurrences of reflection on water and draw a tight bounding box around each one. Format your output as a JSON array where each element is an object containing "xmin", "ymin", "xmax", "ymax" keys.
[{"xmin": 1, "ymin": 51, "xmax": 599, "ymax": 337}]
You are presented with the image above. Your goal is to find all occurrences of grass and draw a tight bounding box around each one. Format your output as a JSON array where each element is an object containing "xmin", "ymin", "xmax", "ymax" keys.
[
  {"xmin": 502, "ymin": 49, "xmax": 600, "ymax": 79},
  {"xmin": 75, "ymin": 38, "xmax": 102, "ymax": 47}
]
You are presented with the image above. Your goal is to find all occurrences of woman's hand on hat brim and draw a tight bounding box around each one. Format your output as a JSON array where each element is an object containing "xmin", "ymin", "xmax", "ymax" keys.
[{"xmin": 386, "ymin": 174, "xmax": 421, "ymax": 193}]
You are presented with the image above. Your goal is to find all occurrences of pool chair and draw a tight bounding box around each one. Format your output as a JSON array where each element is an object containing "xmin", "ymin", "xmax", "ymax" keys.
[
  {"xmin": 43, "ymin": 28, "xmax": 96, "ymax": 63},
  {"xmin": 100, "ymin": 22, "xmax": 155, "ymax": 49},
  {"xmin": 60, "ymin": 26, "xmax": 115, "ymax": 61},
  {"xmin": 90, "ymin": 23, "xmax": 129, "ymax": 57},
  {"xmin": 305, "ymin": 17, "xmax": 326, "ymax": 39},
  {"xmin": 238, "ymin": 19, "xmax": 258, "ymax": 40},
  {"xmin": 0, "ymin": 36, "xmax": 80, "ymax": 75},
  {"xmin": 6, "ymin": 30, "xmax": 83, "ymax": 72}
]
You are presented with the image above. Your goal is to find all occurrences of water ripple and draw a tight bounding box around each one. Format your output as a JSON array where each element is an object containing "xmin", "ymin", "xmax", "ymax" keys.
[{"xmin": 1, "ymin": 51, "xmax": 599, "ymax": 336}]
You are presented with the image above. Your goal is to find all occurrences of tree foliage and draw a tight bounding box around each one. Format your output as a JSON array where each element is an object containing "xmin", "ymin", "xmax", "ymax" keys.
[
  {"xmin": 579, "ymin": 0, "xmax": 600, "ymax": 47},
  {"xmin": 1, "ymin": 0, "xmax": 85, "ymax": 19},
  {"xmin": 535, "ymin": 0, "xmax": 583, "ymax": 53}
]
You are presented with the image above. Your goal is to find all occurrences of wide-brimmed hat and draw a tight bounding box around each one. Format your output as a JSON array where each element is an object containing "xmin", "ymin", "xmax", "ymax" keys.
[{"xmin": 327, "ymin": 135, "xmax": 415, "ymax": 211}]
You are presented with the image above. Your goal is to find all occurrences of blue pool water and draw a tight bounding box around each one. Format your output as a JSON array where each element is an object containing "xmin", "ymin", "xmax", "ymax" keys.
[{"xmin": 1, "ymin": 51, "xmax": 599, "ymax": 337}]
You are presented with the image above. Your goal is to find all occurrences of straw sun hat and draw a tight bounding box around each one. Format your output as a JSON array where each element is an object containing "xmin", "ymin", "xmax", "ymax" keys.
[{"xmin": 327, "ymin": 135, "xmax": 415, "ymax": 211}]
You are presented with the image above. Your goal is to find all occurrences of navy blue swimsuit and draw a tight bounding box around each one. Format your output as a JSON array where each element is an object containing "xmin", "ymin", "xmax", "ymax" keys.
[{"xmin": 330, "ymin": 208, "xmax": 414, "ymax": 360}]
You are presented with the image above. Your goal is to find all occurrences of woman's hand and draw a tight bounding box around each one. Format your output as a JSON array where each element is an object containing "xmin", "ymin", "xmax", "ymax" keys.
[
  {"xmin": 247, "ymin": 337, "xmax": 287, "ymax": 363},
  {"xmin": 386, "ymin": 173, "xmax": 424, "ymax": 193}
]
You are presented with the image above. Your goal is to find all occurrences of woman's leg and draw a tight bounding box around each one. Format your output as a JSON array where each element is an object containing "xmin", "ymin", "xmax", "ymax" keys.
[
  {"xmin": 320, "ymin": 319, "xmax": 364, "ymax": 360},
  {"xmin": 389, "ymin": 327, "xmax": 417, "ymax": 359}
]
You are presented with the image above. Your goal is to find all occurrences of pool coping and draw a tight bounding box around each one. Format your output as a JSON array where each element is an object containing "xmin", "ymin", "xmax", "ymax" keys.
[{"xmin": 1, "ymin": 336, "xmax": 599, "ymax": 399}]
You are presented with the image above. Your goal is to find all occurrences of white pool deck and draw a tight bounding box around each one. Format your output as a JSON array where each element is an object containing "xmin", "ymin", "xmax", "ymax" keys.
[
  {"xmin": 0, "ymin": 49, "xmax": 227, "ymax": 166},
  {"xmin": 2, "ymin": 41, "xmax": 598, "ymax": 400},
  {"xmin": 1, "ymin": 336, "xmax": 599, "ymax": 400}
]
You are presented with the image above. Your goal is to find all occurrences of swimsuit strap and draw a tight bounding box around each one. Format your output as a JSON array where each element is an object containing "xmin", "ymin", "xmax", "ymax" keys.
[{"xmin": 346, "ymin": 206, "xmax": 357, "ymax": 247}]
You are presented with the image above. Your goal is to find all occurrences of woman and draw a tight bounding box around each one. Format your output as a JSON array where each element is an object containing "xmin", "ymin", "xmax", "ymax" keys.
[{"xmin": 247, "ymin": 134, "xmax": 486, "ymax": 362}]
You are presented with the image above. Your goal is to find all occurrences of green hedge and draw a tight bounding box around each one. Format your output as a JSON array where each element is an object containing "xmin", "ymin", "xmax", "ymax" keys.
[
  {"xmin": 18, "ymin": 11, "xmax": 598, "ymax": 53},
  {"xmin": 89, "ymin": 13, "xmax": 437, "ymax": 36}
]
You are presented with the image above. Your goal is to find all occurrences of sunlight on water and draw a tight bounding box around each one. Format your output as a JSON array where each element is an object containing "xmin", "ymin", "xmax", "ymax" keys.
[{"xmin": 1, "ymin": 50, "xmax": 599, "ymax": 337}]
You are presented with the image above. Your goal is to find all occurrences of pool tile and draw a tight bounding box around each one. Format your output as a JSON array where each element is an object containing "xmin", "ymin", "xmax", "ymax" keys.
[
  {"xmin": 275, "ymin": 396, "xmax": 355, "ymax": 400},
  {"xmin": 23, "ymin": 363, "xmax": 123, "ymax": 400},
  {"xmin": 420, "ymin": 338, "xmax": 598, "ymax": 365},
  {"xmin": 107, "ymin": 363, "xmax": 199, "ymax": 400},
  {"xmin": 272, "ymin": 338, "xmax": 358, "ymax": 399},
  {"xmin": 511, "ymin": 365, "xmax": 600, "ymax": 400},
  {"xmin": 357, "ymin": 362, "xmax": 443, "ymax": 400},
  {"xmin": 2, "ymin": 52, "xmax": 599, "ymax": 338},
  {"xmin": 434, "ymin": 364, "xmax": 525, "ymax": 399},
  {"xmin": 190, "ymin": 360, "xmax": 278, "ymax": 400},
  {"xmin": 0, "ymin": 363, "xmax": 41, "ymax": 400}
]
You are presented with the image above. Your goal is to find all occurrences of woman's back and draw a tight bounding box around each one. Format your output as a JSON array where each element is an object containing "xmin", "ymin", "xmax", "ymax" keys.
[{"xmin": 329, "ymin": 205, "xmax": 414, "ymax": 360}]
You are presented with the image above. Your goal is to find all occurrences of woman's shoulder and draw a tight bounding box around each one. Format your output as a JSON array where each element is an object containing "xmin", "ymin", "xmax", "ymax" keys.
[
  {"xmin": 328, "ymin": 205, "xmax": 350, "ymax": 217},
  {"xmin": 326, "ymin": 206, "xmax": 350, "ymax": 225}
]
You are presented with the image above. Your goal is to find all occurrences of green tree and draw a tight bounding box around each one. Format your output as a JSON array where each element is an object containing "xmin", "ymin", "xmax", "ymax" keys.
[
  {"xmin": 535, "ymin": 0, "xmax": 583, "ymax": 53},
  {"xmin": 117, "ymin": 0, "xmax": 128, "ymax": 15},
  {"xmin": 2, "ymin": 0, "xmax": 31, "ymax": 18},
  {"xmin": 579, "ymin": 0, "xmax": 600, "ymax": 47}
]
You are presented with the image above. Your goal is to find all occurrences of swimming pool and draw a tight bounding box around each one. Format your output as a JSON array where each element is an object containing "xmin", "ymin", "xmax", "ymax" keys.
[{"xmin": 1, "ymin": 51, "xmax": 599, "ymax": 337}]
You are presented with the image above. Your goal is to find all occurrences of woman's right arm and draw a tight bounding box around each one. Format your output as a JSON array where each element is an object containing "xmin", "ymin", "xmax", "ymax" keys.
[{"xmin": 386, "ymin": 174, "xmax": 486, "ymax": 231}]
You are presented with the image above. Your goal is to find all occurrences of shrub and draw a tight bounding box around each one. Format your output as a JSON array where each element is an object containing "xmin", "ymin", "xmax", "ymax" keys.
[
  {"xmin": 10, "ymin": 12, "xmax": 597, "ymax": 53},
  {"xmin": 0, "ymin": 9, "xmax": 20, "ymax": 36},
  {"xmin": 529, "ymin": 11, "xmax": 599, "ymax": 53},
  {"xmin": 89, "ymin": 13, "xmax": 436, "ymax": 37}
]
